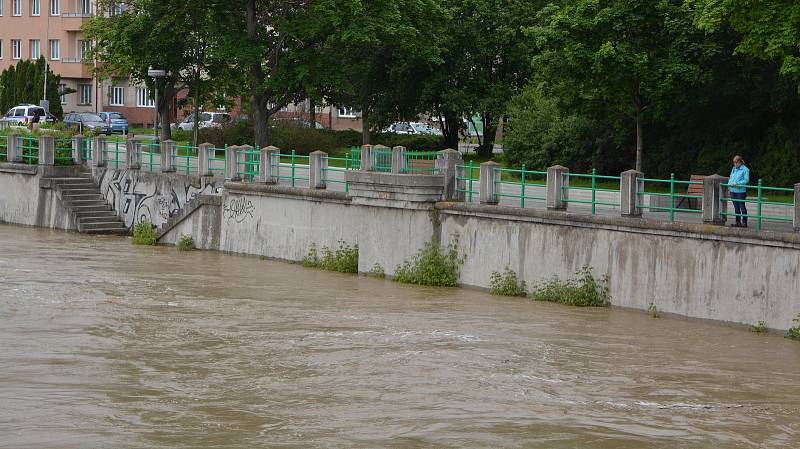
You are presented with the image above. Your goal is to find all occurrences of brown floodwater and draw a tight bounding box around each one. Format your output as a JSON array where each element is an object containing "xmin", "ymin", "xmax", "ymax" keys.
[{"xmin": 0, "ymin": 225, "xmax": 799, "ymax": 448}]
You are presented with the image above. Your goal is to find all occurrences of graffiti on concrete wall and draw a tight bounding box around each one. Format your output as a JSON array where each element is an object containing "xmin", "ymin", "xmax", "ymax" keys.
[
  {"xmin": 98, "ymin": 169, "xmax": 223, "ymax": 229},
  {"xmin": 223, "ymin": 197, "xmax": 256, "ymax": 223}
]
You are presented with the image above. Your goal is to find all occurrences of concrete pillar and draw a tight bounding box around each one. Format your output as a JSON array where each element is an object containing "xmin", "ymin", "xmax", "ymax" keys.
[
  {"xmin": 360, "ymin": 144, "xmax": 373, "ymax": 172},
  {"xmin": 546, "ymin": 165, "xmax": 569, "ymax": 210},
  {"xmin": 7, "ymin": 133, "xmax": 21, "ymax": 163},
  {"xmin": 226, "ymin": 145, "xmax": 242, "ymax": 181},
  {"xmin": 436, "ymin": 148, "xmax": 463, "ymax": 201},
  {"xmin": 309, "ymin": 151, "xmax": 328, "ymax": 189},
  {"xmin": 38, "ymin": 135, "xmax": 55, "ymax": 166},
  {"xmin": 71, "ymin": 135, "xmax": 84, "ymax": 165},
  {"xmin": 479, "ymin": 161, "xmax": 499, "ymax": 204},
  {"xmin": 391, "ymin": 146, "xmax": 406, "ymax": 174},
  {"xmin": 794, "ymin": 183, "xmax": 800, "ymax": 231},
  {"xmin": 198, "ymin": 143, "xmax": 214, "ymax": 176},
  {"xmin": 702, "ymin": 174, "xmax": 727, "ymax": 225},
  {"xmin": 92, "ymin": 135, "xmax": 106, "ymax": 167},
  {"xmin": 620, "ymin": 169, "xmax": 643, "ymax": 216},
  {"xmin": 260, "ymin": 146, "xmax": 280, "ymax": 184},
  {"xmin": 126, "ymin": 138, "xmax": 141, "ymax": 169},
  {"xmin": 161, "ymin": 139, "xmax": 176, "ymax": 172}
]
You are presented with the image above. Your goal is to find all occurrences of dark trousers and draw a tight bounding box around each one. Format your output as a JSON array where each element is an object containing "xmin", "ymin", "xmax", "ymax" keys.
[{"xmin": 731, "ymin": 191, "xmax": 748, "ymax": 224}]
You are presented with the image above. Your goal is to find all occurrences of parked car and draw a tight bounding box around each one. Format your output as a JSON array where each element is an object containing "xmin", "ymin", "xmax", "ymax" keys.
[
  {"xmin": 97, "ymin": 112, "xmax": 129, "ymax": 134},
  {"xmin": 384, "ymin": 122, "xmax": 442, "ymax": 136},
  {"xmin": 63, "ymin": 112, "xmax": 112, "ymax": 135},
  {"xmin": 271, "ymin": 117, "xmax": 324, "ymax": 129},
  {"xmin": 176, "ymin": 112, "xmax": 231, "ymax": 131},
  {"xmin": 1, "ymin": 104, "xmax": 56, "ymax": 125}
]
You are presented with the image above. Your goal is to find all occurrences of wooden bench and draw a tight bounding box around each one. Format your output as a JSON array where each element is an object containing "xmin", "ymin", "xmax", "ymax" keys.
[{"xmin": 676, "ymin": 174, "xmax": 706, "ymax": 209}]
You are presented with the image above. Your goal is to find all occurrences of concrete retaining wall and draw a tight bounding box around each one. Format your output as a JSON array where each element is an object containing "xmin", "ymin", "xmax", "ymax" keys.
[
  {"xmin": 92, "ymin": 168, "xmax": 225, "ymax": 230},
  {"xmin": 159, "ymin": 195, "xmax": 223, "ymax": 250},
  {"xmin": 0, "ymin": 163, "xmax": 79, "ymax": 231}
]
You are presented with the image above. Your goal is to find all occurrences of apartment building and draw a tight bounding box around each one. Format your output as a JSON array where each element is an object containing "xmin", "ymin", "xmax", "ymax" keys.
[
  {"xmin": 0, "ymin": 0, "xmax": 159, "ymax": 124},
  {"xmin": 272, "ymin": 100, "xmax": 364, "ymax": 132}
]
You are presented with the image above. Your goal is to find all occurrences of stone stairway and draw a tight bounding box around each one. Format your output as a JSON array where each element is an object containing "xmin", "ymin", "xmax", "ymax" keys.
[{"xmin": 52, "ymin": 173, "xmax": 129, "ymax": 235}]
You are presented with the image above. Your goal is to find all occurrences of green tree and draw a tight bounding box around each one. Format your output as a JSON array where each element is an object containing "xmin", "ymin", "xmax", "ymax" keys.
[
  {"xmin": 0, "ymin": 58, "xmax": 63, "ymax": 116},
  {"xmin": 689, "ymin": 0, "xmax": 800, "ymax": 90}
]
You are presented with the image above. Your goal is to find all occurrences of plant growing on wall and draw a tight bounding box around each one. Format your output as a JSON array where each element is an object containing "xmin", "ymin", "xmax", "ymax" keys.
[
  {"xmin": 393, "ymin": 237, "xmax": 464, "ymax": 287},
  {"xmin": 489, "ymin": 267, "xmax": 528, "ymax": 297},
  {"xmin": 530, "ymin": 265, "xmax": 611, "ymax": 307},
  {"xmin": 132, "ymin": 221, "xmax": 157, "ymax": 246},
  {"xmin": 302, "ymin": 241, "xmax": 358, "ymax": 274},
  {"xmin": 177, "ymin": 234, "xmax": 195, "ymax": 251},
  {"xmin": 786, "ymin": 314, "xmax": 800, "ymax": 341}
]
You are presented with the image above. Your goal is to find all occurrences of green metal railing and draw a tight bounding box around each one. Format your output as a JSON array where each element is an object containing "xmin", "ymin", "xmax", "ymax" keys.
[
  {"xmin": 637, "ymin": 174, "xmax": 703, "ymax": 222},
  {"xmin": 562, "ymin": 169, "xmax": 621, "ymax": 214},
  {"xmin": 350, "ymin": 146, "xmax": 362, "ymax": 170},
  {"xmin": 495, "ymin": 165, "xmax": 546, "ymax": 207},
  {"xmin": 321, "ymin": 152, "xmax": 355, "ymax": 192},
  {"xmin": 236, "ymin": 146, "xmax": 261, "ymax": 182},
  {"xmin": 456, "ymin": 161, "xmax": 478, "ymax": 203},
  {"xmin": 81, "ymin": 139, "xmax": 92, "ymax": 162},
  {"xmin": 54, "ymin": 138, "xmax": 74, "ymax": 165},
  {"xmin": 103, "ymin": 139, "xmax": 124, "ymax": 169},
  {"xmin": 403, "ymin": 151, "xmax": 439, "ymax": 174},
  {"xmin": 371, "ymin": 147, "xmax": 392, "ymax": 172},
  {"xmin": 137, "ymin": 140, "xmax": 161, "ymax": 172},
  {"xmin": 19, "ymin": 136, "xmax": 38, "ymax": 164},
  {"xmin": 174, "ymin": 144, "xmax": 199, "ymax": 176},
  {"xmin": 272, "ymin": 150, "xmax": 310, "ymax": 187},
  {"xmin": 0, "ymin": 137, "xmax": 8, "ymax": 162},
  {"xmin": 208, "ymin": 144, "xmax": 227, "ymax": 175},
  {"xmin": 721, "ymin": 180, "xmax": 794, "ymax": 231}
]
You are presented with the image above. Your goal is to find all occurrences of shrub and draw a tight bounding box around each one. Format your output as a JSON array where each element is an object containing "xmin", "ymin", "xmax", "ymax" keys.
[
  {"xmin": 649, "ymin": 303, "xmax": 660, "ymax": 318},
  {"xmin": 302, "ymin": 241, "xmax": 358, "ymax": 273},
  {"xmin": 132, "ymin": 221, "xmax": 157, "ymax": 246},
  {"xmin": 393, "ymin": 237, "xmax": 464, "ymax": 287},
  {"xmin": 176, "ymin": 234, "xmax": 195, "ymax": 251},
  {"xmin": 489, "ymin": 267, "xmax": 528, "ymax": 297},
  {"xmin": 749, "ymin": 321, "xmax": 767, "ymax": 333},
  {"xmin": 786, "ymin": 314, "xmax": 800, "ymax": 340},
  {"xmin": 530, "ymin": 266, "xmax": 611, "ymax": 307},
  {"xmin": 368, "ymin": 263, "xmax": 386, "ymax": 278}
]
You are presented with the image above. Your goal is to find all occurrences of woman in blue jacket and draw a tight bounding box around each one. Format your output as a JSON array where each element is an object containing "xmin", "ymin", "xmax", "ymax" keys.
[{"xmin": 728, "ymin": 155, "xmax": 750, "ymax": 227}]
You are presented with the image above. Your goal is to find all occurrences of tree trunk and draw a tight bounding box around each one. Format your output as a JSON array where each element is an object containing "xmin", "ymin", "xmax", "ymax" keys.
[
  {"xmin": 159, "ymin": 81, "xmax": 173, "ymax": 141},
  {"xmin": 308, "ymin": 98, "xmax": 315, "ymax": 127},
  {"xmin": 476, "ymin": 113, "xmax": 495, "ymax": 159},
  {"xmin": 442, "ymin": 113, "xmax": 460, "ymax": 150},
  {"xmin": 361, "ymin": 108, "xmax": 371, "ymax": 145},
  {"xmin": 635, "ymin": 118, "xmax": 643, "ymax": 172},
  {"xmin": 247, "ymin": 0, "xmax": 269, "ymax": 147},
  {"xmin": 192, "ymin": 69, "xmax": 201, "ymax": 147}
]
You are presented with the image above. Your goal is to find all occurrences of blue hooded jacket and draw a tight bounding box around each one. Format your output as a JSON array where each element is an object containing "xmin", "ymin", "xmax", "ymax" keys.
[{"xmin": 728, "ymin": 164, "xmax": 750, "ymax": 194}]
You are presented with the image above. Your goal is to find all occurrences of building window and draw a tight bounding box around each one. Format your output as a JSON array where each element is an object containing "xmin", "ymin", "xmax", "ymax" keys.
[
  {"xmin": 110, "ymin": 87, "xmax": 124, "ymax": 106},
  {"xmin": 337, "ymin": 107, "xmax": 357, "ymax": 118},
  {"xmin": 0, "ymin": 1, "xmax": 3, "ymax": 16},
  {"xmin": 136, "ymin": 87, "xmax": 154, "ymax": 107},
  {"xmin": 13, "ymin": 0, "xmax": 21, "ymax": 16},
  {"xmin": 31, "ymin": 0, "xmax": 40, "ymax": 16},
  {"xmin": 30, "ymin": 39, "xmax": 40, "ymax": 59},
  {"xmin": 0, "ymin": 41, "xmax": 4, "ymax": 59},
  {"xmin": 79, "ymin": 0, "xmax": 91, "ymax": 14},
  {"xmin": 111, "ymin": 2, "xmax": 124, "ymax": 16},
  {"xmin": 79, "ymin": 40, "xmax": 92, "ymax": 60},
  {"xmin": 12, "ymin": 40, "xmax": 21, "ymax": 60},
  {"xmin": 49, "ymin": 39, "xmax": 59, "ymax": 60},
  {"xmin": 78, "ymin": 84, "xmax": 92, "ymax": 105},
  {"xmin": 50, "ymin": 0, "xmax": 59, "ymax": 15},
  {"xmin": 59, "ymin": 83, "xmax": 67, "ymax": 104}
]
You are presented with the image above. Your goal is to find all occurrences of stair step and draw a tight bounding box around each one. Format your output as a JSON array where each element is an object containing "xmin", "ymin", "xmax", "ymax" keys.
[
  {"xmin": 60, "ymin": 188, "xmax": 100, "ymax": 195},
  {"xmin": 79, "ymin": 215, "xmax": 121, "ymax": 223},
  {"xmin": 58, "ymin": 185, "xmax": 96, "ymax": 191},
  {"xmin": 72, "ymin": 204, "xmax": 112, "ymax": 212},
  {"xmin": 81, "ymin": 221, "xmax": 126, "ymax": 230},
  {"xmin": 83, "ymin": 228, "xmax": 130, "ymax": 235},
  {"xmin": 63, "ymin": 193, "xmax": 104, "ymax": 199}
]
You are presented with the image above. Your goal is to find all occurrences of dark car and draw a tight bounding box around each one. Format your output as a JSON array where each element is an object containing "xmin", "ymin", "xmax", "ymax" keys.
[
  {"xmin": 98, "ymin": 112, "xmax": 129, "ymax": 134},
  {"xmin": 63, "ymin": 112, "xmax": 112, "ymax": 135}
]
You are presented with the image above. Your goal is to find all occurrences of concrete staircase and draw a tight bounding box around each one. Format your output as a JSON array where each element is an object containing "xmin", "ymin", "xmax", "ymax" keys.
[{"xmin": 52, "ymin": 173, "xmax": 129, "ymax": 235}]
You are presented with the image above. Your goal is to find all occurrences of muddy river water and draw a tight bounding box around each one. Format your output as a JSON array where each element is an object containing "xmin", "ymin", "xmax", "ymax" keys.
[{"xmin": 0, "ymin": 225, "xmax": 799, "ymax": 448}]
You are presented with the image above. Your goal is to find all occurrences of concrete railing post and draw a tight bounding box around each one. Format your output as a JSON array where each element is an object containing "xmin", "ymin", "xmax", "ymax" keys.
[
  {"xmin": 546, "ymin": 165, "xmax": 569, "ymax": 210},
  {"xmin": 309, "ymin": 151, "xmax": 327, "ymax": 189},
  {"xmin": 38, "ymin": 135, "xmax": 55, "ymax": 166},
  {"xmin": 391, "ymin": 146, "xmax": 406, "ymax": 174},
  {"xmin": 198, "ymin": 143, "xmax": 214, "ymax": 176},
  {"xmin": 260, "ymin": 146, "xmax": 280, "ymax": 184},
  {"xmin": 479, "ymin": 161, "xmax": 499, "ymax": 204},
  {"xmin": 92, "ymin": 135, "xmax": 106, "ymax": 167},
  {"xmin": 359, "ymin": 144, "xmax": 373, "ymax": 172},
  {"xmin": 225, "ymin": 145, "xmax": 240, "ymax": 181},
  {"xmin": 794, "ymin": 183, "xmax": 800, "ymax": 231},
  {"xmin": 621, "ymin": 169, "xmax": 643, "ymax": 217},
  {"xmin": 126, "ymin": 138, "xmax": 141, "ymax": 169},
  {"xmin": 7, "ymin": 133, "xmax": 21, "ymax": 163},
  {"xmin": 702, "ymin": 174, "xmax": 727, "ymax": 225},
  {"xmin": 71, "ymin": 135, "xmax": 84, "ymax": 165},
  {"xmin": 161, "ymin": 139, "xmax": 176, "ymax": 172},
  {"xmin": 436, "ymin": 148, "xmax": 463, "ymax": 201}
]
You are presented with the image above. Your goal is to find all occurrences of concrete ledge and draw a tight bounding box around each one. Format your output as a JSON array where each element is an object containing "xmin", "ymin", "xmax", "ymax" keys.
[
  {"xmin": 224, "ymin": 181, "xmax": 351, "ymax": 204},
  {"xmin": 157, "ymin": 194, "xmax": 222, "ymax": 240},
  {"xmin": 436, "ymin": 201, "xmax": 800, "ymax": 249},
  {"xmin": 346, "ymin": 170, "xmax": 444, "ymax": 187},
  {"xmin": 0, "ymin": 163, "xmax": 37, "ymax": 175}
]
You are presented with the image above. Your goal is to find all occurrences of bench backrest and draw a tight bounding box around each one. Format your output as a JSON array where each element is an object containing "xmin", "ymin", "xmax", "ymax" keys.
[{"xmin": 688, "ymin": 175, "xmax": 705, "ymax": 195}]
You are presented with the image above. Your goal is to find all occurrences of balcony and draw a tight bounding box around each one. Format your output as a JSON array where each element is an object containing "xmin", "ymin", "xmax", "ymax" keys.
[
  {"xmin": 57, "ymin": 58, "xmax": 93, "ymax": 79},
  {"xmin": 61, "ymin": 12, "xmax": 93, "ymax": 31}
]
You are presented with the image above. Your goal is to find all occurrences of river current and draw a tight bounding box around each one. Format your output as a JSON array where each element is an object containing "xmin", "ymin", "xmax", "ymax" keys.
[{"xmin": 0, "ymin": 225, "xmax": 798, "ymax": 448}]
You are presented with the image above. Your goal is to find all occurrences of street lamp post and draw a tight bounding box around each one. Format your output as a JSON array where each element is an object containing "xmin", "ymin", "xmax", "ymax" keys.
[{"xmin": 147, "ymin": 67, "xmax": 166, "ymax": 139}]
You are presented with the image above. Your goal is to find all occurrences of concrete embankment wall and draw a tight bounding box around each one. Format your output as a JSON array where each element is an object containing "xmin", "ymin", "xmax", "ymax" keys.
[
  {"xmin": 0, "ymin": 164, "xmax": 79, "ymax": 230},
  {"xmin": 91, "ymin": 168, "xmax": 225, "ymax": 230}
]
